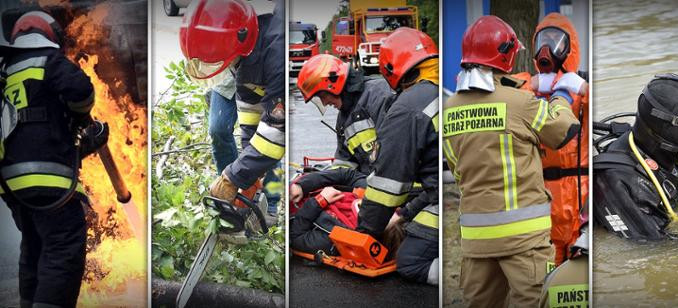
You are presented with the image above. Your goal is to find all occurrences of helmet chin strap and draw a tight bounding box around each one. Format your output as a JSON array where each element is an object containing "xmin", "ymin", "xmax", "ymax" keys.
[{"xmin": 456, "ymin": 65, "xmax": 495, "ymax": 92}]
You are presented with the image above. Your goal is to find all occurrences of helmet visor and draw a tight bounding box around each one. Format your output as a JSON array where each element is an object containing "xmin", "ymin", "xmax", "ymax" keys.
[
  {"xmin": 185, "ymin": 58, "xmax": 227, "ymax": 80},
  {"xmin": 185, "ymin": 59, "xmax": 233, "ymax": 89},
  {"xmin": 309, "ymin": 96, "xmax": 327, "ymax": 115},
  {"xmin": 535, "ymin": 27, "xmax": 569, "ymax": 60}
]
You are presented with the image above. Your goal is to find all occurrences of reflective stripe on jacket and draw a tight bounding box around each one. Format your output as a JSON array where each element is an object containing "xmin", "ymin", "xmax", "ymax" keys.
[
  {"xmin": 2, "ymin": 48, "xmax": 92, "ymax": 201},
  {"xmin": 332, "ymin": 75, "xmax": 393, "ymax": 175},
  {"xmin": 357, "ymin": 80, "xmax": 439, "ymax": 241},
  {"xmin": 444, "ymin": 74, "xmax": 580, "ymax": 257}
]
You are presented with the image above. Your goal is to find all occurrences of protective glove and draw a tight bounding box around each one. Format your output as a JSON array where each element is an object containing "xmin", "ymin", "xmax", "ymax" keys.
[
  {"xmin": 80, "ymin": 120, "xmax": 109, "ymax": 158},
  {"xmin": 553, "ymin": 72, "xmax": 587, "ymax": 96},
  {"xmin": 531, "ymin": 72, "xmax": 557, "ymax": 94}
]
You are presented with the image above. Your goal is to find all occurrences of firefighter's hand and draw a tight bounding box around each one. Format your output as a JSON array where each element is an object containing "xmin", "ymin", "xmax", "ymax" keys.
[
  {"xmin": 79, "ymin": 121, "xmax": 109, "ymax": 158},
  {"xmin": 319, "ymin": 187, "xmax": 343, "ymax": 204},
  {"xmin": 290, "ymin": 184, "xmax": 303, "ymax": 203},
  {"xmin": 553, "ymin": 72, "xmax": 588, "ymax": 96}
]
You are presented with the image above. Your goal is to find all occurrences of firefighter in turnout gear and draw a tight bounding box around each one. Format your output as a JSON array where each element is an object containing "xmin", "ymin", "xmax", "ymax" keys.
[
  {"xmin": 444, "ymin": 16, "xmax": 580, "ymax": 306},
  {"xmin": 179, "ymin": 0, "xmax": 284, "ymax": 215},
  {"xmin": 356, "ymin": 27, "xmax": 440, "ymax": 285},
  {"xmin": 296, "ymin": 53, "xmax": 394, "ymax": 174},
  {"xmin": 2, "ymin": 11, "xmax": 97, "ymax": 308}
]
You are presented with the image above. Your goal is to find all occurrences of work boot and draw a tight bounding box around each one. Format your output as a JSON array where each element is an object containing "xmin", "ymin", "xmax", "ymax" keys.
[{"xmin": 209, "ymin": 171, "xmax": 238, "ymax": 203}]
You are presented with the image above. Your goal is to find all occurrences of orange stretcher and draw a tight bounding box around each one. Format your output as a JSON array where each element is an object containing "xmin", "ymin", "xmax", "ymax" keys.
[{"xmin": 292, "ymin": 226, "xmax": 397, "ymax": 277}]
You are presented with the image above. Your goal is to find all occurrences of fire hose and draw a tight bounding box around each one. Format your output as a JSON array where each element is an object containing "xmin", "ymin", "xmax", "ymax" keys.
[{"xmin": 90, "ymin": 120, "xmax": 144, "ymax": 242}]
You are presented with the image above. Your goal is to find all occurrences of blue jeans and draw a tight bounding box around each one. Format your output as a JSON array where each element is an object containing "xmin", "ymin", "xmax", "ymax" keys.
[{"xmin": 208, "ymin": 91, "xmax": 238, "ymax": 174}]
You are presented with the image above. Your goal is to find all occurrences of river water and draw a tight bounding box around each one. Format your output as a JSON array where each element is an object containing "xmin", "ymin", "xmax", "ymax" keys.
[{"xmin": 593, "ymin": 0, "xmax": 678, "ymax": 306}]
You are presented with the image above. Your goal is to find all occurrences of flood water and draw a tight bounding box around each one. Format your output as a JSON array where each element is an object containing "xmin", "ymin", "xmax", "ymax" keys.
[{"xmin": 593, "ymin": 0, "xmax": 678, "ymax": 306}]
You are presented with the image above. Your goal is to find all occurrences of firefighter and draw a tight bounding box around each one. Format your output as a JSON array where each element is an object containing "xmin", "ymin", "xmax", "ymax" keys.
[
  {"xmin": 2, "ymin": 11, "xmax": 99, "ymax": 308},
  {"xmin": 515, "ymin": 12, "xmax": 590, "ymax": 266},
  {"xmin": 444, "ymin": 16, "xmax": 580, "ymax": 306},
  {"xmin": 540, "ymin": 204, "xmax": 589, "ymax": 308},
  {"xmin": 179, "ymin": 0, "xmax": 284, "ymax": 227},
  {"xmin": 593, "ymin": 74, "xmax": 678, "ymax": 240},
  {"xmin": 295, "ymin": 53, "xmax": 394, "ymax": 174},
  {"xmin": 356, "ymin": 27, "xmax": 440, "ymax": 285}
]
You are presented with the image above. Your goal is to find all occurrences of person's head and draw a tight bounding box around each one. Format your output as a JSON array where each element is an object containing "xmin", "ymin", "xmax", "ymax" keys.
[
  {"xmin": 460, "ymin": 15, "xmax": 523, "ymax": 74},
  {"xmin": 10, "ymin": 11, "xmax": 62, "ymax": 49},
  {"xmin": 179, "ymin": 0, "xmax": 258, "ymax": 83},
  {"xmin": 533, "ymin": 13, "xmax": 579, "ymax": 73},
  {"xmin": 378, "ymin": 27, "xmax": 438, "ymax": 91},
  {"xmin": 632, "ymin": 74, "xmax": 678, "ymax": 168},
  {"xmin": 296, "ymin": 54, "xmax": 349, "ymax": 114}
]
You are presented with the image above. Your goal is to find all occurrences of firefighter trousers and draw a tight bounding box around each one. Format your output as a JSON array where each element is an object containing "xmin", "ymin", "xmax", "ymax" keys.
[
  {"xmin": 5, "ymin": 196, "xmax": 87, "ymax": 308},
  {"xmin": 396, "ymin": 233, "xmax": 439, "ymax": 285},
  {"xmin": 460, "ymin": 245, "xmax": 554, "ymax": 308}
]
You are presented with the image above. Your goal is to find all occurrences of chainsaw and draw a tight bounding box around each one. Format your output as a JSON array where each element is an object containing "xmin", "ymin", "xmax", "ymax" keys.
[{"xmin": 175, "ymin": 186, "xmax": 269, "ymax": 308}]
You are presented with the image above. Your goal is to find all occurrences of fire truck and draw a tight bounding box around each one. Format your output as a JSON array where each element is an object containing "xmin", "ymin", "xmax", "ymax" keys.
[
  {"xmin": 289, "ymin": 21, "xmax": 319, "ymax": 78},
  {"xmin": 329, "ymin": 0, "xmax": 418, "ymax": 74}
]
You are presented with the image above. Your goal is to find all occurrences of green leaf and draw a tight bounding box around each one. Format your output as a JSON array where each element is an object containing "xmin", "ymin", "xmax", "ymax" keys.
[
  {"xmin": 158, "ymin": 255, "xmax": 175, "ymax": 279},
  {"xmin": 264, "ymin": 250, "xmax": 276, "ymax": 265},
  {"xmin": 219, "ymin": 218, "xmax": 234, "ymax": 229},
  {"xmin": 235, "ymin": 280, "xmax": 252, "ymax": 288},
  {"xmin": 206, "ymin": 218, "xmax": 219, "ymax": 236}
]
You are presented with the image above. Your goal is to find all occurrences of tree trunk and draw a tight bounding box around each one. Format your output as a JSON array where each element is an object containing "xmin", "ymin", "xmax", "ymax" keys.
[{"xmin": 491, "ymin": 0, "xmax": 539, "ymax": 74}]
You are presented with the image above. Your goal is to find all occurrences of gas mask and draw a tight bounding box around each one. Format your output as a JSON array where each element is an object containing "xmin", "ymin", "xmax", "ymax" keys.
[{"xmin": 534, "ymin": 27, "xmax": 569, "ymax": 73}]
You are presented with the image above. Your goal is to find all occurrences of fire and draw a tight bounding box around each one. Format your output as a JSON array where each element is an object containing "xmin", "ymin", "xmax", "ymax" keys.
[
  {"xmin": 76, "ymin": 53, "xmax": 147, "ymax": 307},
  {"xmin": 59, "ymin": 3, "xmax": 147, "ymax": 307}
]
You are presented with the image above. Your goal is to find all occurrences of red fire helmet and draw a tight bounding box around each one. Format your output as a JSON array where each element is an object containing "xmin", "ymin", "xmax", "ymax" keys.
[
  {"xmin": 179, "ymin": 0, "xmax": 258, "ymax": 79},
  {"xmin": 461, "ymin": 15, "xmax": 524, "ymax": 73},
  {"xmin": 378, "ymin": 27, "xmax": 438, "ymax": 90},
  {"xmin": 297, "ymin": 54, "xmax": 349, "ymax": 102},
  {"xmin": 11, "ymin": 11, "xmax": 62, "ymax": 48}
]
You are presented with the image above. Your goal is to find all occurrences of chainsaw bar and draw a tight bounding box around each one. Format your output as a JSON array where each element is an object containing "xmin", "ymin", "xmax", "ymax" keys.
[
  {"xmin": 175, "ymin": 231, "xmax": 218, "ymax": 308},
  {"xmin": 175, "ymin": 193, "xmax": 270, "ymax": 308}
]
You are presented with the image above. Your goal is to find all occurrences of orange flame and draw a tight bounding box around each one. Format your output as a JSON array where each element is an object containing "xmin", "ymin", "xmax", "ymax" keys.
[{"xmin": 61, "ymin": 3, "xmax": 147, "ymax": 307}]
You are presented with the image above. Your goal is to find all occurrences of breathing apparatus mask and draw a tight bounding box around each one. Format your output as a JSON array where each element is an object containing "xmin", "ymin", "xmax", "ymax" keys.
[{"xmin": 534, "ymin": 27, "xmax": 569, "ymax": 73}]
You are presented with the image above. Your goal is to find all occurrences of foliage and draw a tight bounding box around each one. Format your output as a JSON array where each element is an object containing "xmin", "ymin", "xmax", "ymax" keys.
[
  {"xmin": 408, "ymin": 0, "xmax": 439, "ymax": 44},
  {"xmin": 319, "ymin": 0, "xmax": 349, "ymax": 53},
  {"xmin": 151, "ymin": 61, "xmax": 285, "ymax": 294}
]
